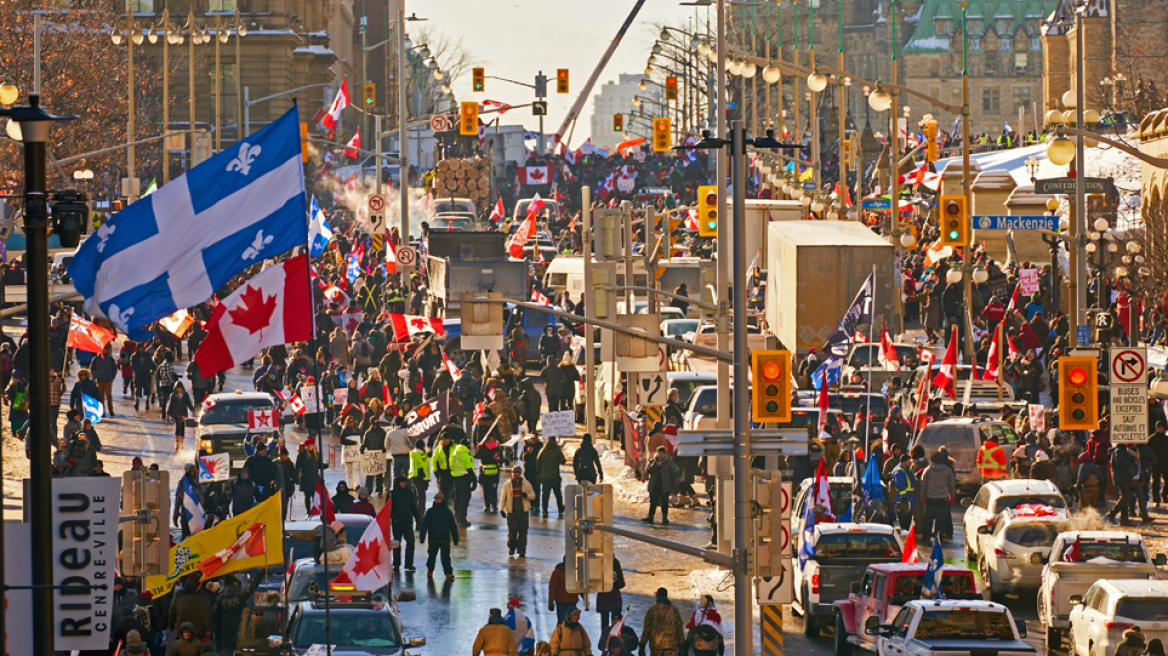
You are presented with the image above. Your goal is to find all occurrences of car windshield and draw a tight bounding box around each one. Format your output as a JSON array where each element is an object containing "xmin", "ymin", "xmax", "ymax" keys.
[
  {"xmin": 199, "ymin": 399, "xmax": 276, "ymax": 424},
  {"xmin": 991, "ymin": 495, "xmax": 1066, "ymax": 514},
  {"xmin": 240, "ymin": 606, "xmax": 285, "ymax": 641},
  {"xmin": 293, "ymin": 609, "xmax": 401, "ymax": 648},
  {"xmin": 888, "ymin": 575, "xmax": 976, "ymax": 604},
  {"xmin": 433, "ymin": 218, "xmax": 472, "ymax": 230},
  {"xmin": 664, "ymin": 321, "xmax": 699, "ymax": 337},
  {"xmin": 914, "ymin": 610, "xmax": 1015, "ymax": 640},
  {"xmin": 434, "ymin": 200, "xmax": 471, "ymax": 213},
  {"xmin": 288, "ymin": 565, "xmax": 384, "ymax": 601},
  {"xmin": 1004, "ymin": 523, "xmax": 1066, "ymax": 548},
  {"xmin": 1061, "ymin": 542, "xmax": 1147, "ymax": 562},
  {"xmin": 849, "ymin": 345, "xmax": 921, "ymax": 368},
  {"xmin": 814, "ymin": 533, "xmax": 901, "ymax": 559},
  {"xmin": 834, "ymin": 395, "xmax": 888, "ymax": 418},
  {"xmin": 1115, "ymin": 599, "xmax": 1168, "ymax": 622}
]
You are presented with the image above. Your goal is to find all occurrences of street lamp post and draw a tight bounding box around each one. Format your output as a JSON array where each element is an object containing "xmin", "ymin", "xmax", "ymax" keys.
[{"xmin": 0, "ymin": 92, "xmax": 76, "ymax": 656}]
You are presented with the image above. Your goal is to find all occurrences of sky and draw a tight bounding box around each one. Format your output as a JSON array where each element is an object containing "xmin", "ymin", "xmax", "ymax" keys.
[{"xmin": 416, "ymin": 0, "xmax": 705, "ymax": 149}]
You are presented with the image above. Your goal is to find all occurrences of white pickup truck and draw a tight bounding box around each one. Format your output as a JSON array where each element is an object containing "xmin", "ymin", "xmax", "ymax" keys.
[
  {"xmin": 869, "ymin": 599, "xmax": 1036, "ymax": 656},
  {"xmin": 1038, "ymin": 531, "xmax": 1166, "ymax": 650}
]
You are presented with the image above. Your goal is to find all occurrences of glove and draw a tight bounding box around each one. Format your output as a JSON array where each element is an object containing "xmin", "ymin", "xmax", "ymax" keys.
[
  {"xmin": 548, "ymin": 601, "xmax": 555, "ymax": 613},
  {"xmin": 501, "ymin": 511, "xmax": 507, "ymax": 518}
]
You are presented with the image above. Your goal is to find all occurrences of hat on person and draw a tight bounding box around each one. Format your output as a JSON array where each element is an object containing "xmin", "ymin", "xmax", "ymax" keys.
[
  {"xmin": 1036, "ymin": 451, "xmax": 1049, "ymax": 462},
  {"xmin": 489, "ymin": 608, "xmax": 503, "ymax": 618},
  {"xmin": 303, "ymin": 438, "xmax": 316, "ymax": 447},
  {"xmin": 508, "ymin": 598, "xmax": 521, "ymax": 608},
  {"xmin": 655, "ymin": 588, "xmax": 669, "ymax": 601},
  {"xmin": 434, "ymin": 492, "xmax": 445, "ymax": 501},
  {"xmin": 329, "ymin": 521, "xmax": 345, "ymax": 534},
  {"xmin": 279, "ymin": 447, "xmax": 289, "ymax": 456}
]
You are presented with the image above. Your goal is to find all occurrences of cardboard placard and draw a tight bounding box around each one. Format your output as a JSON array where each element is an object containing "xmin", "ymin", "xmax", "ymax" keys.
[
  {"xmin": 541, "ymin": 410, "xmax": 576, "ymax": 438},
  {"xmin": 1019, "ymin": 269, "xmax": 1039, "ymax": 296},
  {"xmin": 362, "ymin": 451, "xmax": 387, "ymax": 476}
]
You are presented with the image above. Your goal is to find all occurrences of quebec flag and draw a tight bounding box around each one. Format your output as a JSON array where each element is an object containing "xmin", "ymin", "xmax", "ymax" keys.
[
  {"xmin": 81, "ymin": 393, "xmax": 104, "ymax": 424},
  {"xmin": 69, "ymin": 107, "xmax": 307, "ymax": 336},
  {"xmin": 308, "ymin": 197, "xmax": 333, "ymax": 257}
]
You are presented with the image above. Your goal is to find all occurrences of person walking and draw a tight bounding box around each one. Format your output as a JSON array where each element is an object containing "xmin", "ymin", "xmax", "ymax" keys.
[
  {"xmin": 595, "ymin": 558, "xmax": 626, "ymax": 650},
  {"xmin": 451, "ymin": 437, "xmax": 477, "ymax": 527},
  {"xmin": 230, "ymin": 469, "xmax": 257, "ymax": 516},
  {"xmin": 539, "ymin": 436, "xmax": 567, "ymax": 516},
  {"xmin": 473, "ymin": 608, "xmax": 520, "ymax": 656},
  {"xmin": 550, "ymin": 608, "xmax": 592, "ymax": 656},
  {"xmin": 433, "ymin": 433, "xmax": 455, "ymax": 501},
  {"xmin": 890, "ymin": 455, "xmax": 918, "ymax": 531},
  {"xmin": 573, "ymin": 434, "xmax": 604, "ymax": 485},
  {"xmin": 89, "ymin": 343, "xmax": 118, "ymax": 417},
  {"xmin": 1107, "ymin": 444, "xmax": 1141, "ymax": 526},
  {"xmin": 166, "ymin": 382, "xmax": 195, "ymax": 451},
  {"xmin": 1149, "ymin": 422, "xmax": 1168, "ymax": 506},
  {"xmin": 548, "ymin": 559, "xmax": 579, "ymax": 624},
  {"xmin": 419, "ymin": 491, "xmax": 459, "ymax": 580},
  {"xmin": 640, "ymin": 588, "xmax": 685, "ymax": 656},
  {"xmin": 920, "ymin": 448, "xmax": 956, "ymax": 543},
  {"xmin": 295, "ymin": 439, "xmax": 324, "ymax": 514},
  {"xmin": 408, "ymin": 439, "xmax": 431, "ymax": 518},
  {"xmin": 976, "ymin": 433, "xmax": 1008, "ymax": 481},
  {"xmin": 643, "ymin": 447, "xmax": 680, "ymax": 525},
  {"xmin": 390, "ymin": 476, "xmax": 422, "ymax": 572},
  {"xmin": 500, "ymin": 466, "xmax": 536, "ymax": 558},
  {"xmin": 361, "ymin": 416, "xmax": 388, "ymax": 495},
  {"xmin": 477, "ymin": 433, "xmax": 506, "ymax": 513}
]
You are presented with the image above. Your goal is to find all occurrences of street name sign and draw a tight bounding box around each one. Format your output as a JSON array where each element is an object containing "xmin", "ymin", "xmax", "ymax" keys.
[
  {"xmin": 1034, "ymin": 177, "xmax": 1112, "ymax": 194},
  {"xmin": 862, "ymin": 199, "xmax": 891, "ymax": 209},
  {"xmin": 973, "ymin": 215, "xmax": 1059, "ymax": 230}
]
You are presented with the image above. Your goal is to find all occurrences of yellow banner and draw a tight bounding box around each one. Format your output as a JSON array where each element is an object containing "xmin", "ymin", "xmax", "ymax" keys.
[
  {"xmin": 145, "ymin": 494, "xmax": 284, "ymax": 597},
  {"xmin": 799, "ymin": 167, "xmax": 813, "ymax": 182}
]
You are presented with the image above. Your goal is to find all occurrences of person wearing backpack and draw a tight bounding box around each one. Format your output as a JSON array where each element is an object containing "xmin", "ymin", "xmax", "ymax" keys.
[
  {"xmin": 351, "ymin": 332, "xmax": 373, "ymax": 379},
  {"xmin": 572, "ymin": 434, "xmax": 604, "ymax": 485}
]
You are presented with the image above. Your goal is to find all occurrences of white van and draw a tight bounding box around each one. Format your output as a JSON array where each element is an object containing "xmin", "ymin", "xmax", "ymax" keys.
[{"xmin": 542, "ymin": 256, "xmax": 649, "ymax": 299}]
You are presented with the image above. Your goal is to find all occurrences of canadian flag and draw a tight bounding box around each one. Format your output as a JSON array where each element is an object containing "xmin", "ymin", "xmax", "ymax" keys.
[
  {"xmin": 385, "ymin": 238, "xmax": 398, "ymax": 275},
  {"xmin": 343, "ymin": 129, "xmax": 361, "ymax": 159},
  {"xmin": 597, "ymin": 171, "xmax": 616, "ymax": 199},
  {"xmin": 322, "ymin": 284, "xmax": 350, "ymax": 308},
  {"xmin": 931, "ymin": 329, "xmax": 958, "ymax": 398},
  {"xmin": 388, "ymin": 314, "xmax": 445, "ymax": 342},
  {"xmin": 198, "ymin": 522, "xmax": 267, "ymax": 577},
  {"xmin": 532, "ymin": 289, "xmax": 552, "ymax": 306},
  {"xmin": 442, "ymin": 350, "xmax": 461, "ymax": 377},
  {"xmin": 331, "ymin": 310, "xmax": 365, "ymax": 335},
  {"xmin": 564, "ymin": 148, "xmax": 578, "ymax": 165},
  {"xmin": 159, "ymin": 309, "xmax": 197, "ymax": 339},
  {"xmin": 309, "ymin": 477, "xmax": 335, "ymax": 522},
  {"xmin": 911, "ymin": 358, "xmax": 933, "ymax": 431},
  {"xmin": 685, "ymin": 208, "xmax": 699, "ymax": 231},
  {"xmin": 488, "ymin": 199, "xmax": 506, "ymax": 224},
  {"xmin": 344, "ymin": 173, "xmax": 360, "ymax": 195},
  {"xmin": 194, "ymin": 254, "xmax": 314, "ymax": 378},
  {"xmin": 320, "ymin": 78, "xmax": 350, "ymax": 131},
  {"xmin": 507, "ymin": 214, "xmax": 537, "ymax": 259},
  {"xmin": 67, "ymin": 314, "xmax": 115, "ymax": 354},
  {"xmin": 879, "ymin": 319, "xmax": 900, "ymax": 371},
  {"xmin": 517, "ymin": 166, "xmax": 550, "ymax": 185},
  {"xmin": 331, "ymin": 497, "xmax": 393, "ymax": 591},
  {"xmin": 902, "ymin": 524, "xmax": 920, "ymax": 563}
]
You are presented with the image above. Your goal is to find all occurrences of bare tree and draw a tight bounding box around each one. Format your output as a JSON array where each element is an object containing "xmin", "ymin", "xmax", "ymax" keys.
[{"xmin": 409, "ymin": 26, "xmax": 482, "ymax": 90}]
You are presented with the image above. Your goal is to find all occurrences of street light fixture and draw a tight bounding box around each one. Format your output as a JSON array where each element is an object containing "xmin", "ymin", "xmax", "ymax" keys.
[
  {"xmin": 868, "ymin": 89, "xmax": 891, "ymax": 112},
  {"xmin": 762, "ymin": 65, "xmax": 780, "ymax": 84},
  {"xmin": 807, "ymin": 72, "xmax": 828, "ymax": 92},
  {"xmin": 741, "ymin": 60, "xmax": 756, "ymax": 78},
  {"xmin": 1046, "ymin": 135, "xmax": 1075, "ymax": 165},
  {"xmin": 0, "ymin": 78, "xmax": 19, "ymax": 105}
]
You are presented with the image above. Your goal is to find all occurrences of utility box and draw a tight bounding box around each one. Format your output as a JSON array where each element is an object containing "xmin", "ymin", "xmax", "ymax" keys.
[
  {"xmin": 765, "ymin": 221, "xmax": 895, "ymax": 355},
  {"xmin": 120, "ymin": 470, "xmax": 170, "ymax": 577}
]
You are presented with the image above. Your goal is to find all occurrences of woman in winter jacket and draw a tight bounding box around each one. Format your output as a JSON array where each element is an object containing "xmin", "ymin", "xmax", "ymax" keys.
[
  {"xmin": 558, "ymin": 354, "xmax": 580, "ymax": 411},
  {"xmin": 572, "ymin": 434, "xmax": 604, "ymax": 484},
  {"xmin": 118, "ymin": 341, "xmax": 136, "ymax": 395},
  {"xmin": 595, "ymin": 558, "xmax": 626, "ymax": 648},
  {"xmin": 166, "ymin": 382, "xmax": 195, "ymax": 450}
]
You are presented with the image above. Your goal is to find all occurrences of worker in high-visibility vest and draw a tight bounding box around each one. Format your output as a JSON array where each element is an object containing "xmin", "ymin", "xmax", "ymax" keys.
[
  {"xmin": 408, "ymin": 439, "xmax": 431, "ymax": 519},
  {"xmin": 432, "ymin": 433, "xmax": 454, "ymax": 501},
  {"xmin": 977, "ymin": 435, "xmax": 1009, "ymax": 480},
  {"xmin": 451, "ymin": 438, "xmax": 476, "ymax": 527}
]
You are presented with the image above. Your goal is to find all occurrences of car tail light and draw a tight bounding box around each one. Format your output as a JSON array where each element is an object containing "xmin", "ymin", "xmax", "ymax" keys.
[
  {"xmin": 986, "ymin": 518, "xmax": 996, "ymax": 526},
  {"xmin": 812, "ymin": 574, "xmax": 820, "ymax": 594},
  {"xmin": 993, "ymin": 547, "xmax": 1016, "ymax": 559},
  {"xmin": 1106, "ymin": 622, "xmax": 1135, "ymax": 632},
  {"xmin": 1051, "ymin": 582, "xmax": 1058, "ymax": 611}
]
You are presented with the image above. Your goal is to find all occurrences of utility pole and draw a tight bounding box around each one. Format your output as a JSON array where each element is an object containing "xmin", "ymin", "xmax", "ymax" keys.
[
  {"xmin": 536, "ymin": 71, "xmax": 546, "ymax": 155},
  {"xmin": 1073, "ymin": 4, "xmax": 1088, "ymax": 342},
  {"xmin": 888, "ymin": 0, "xmax": 902, "ymax": 335},
  {"xmin": 397, "ymin": 6, "xmax": 410, "ymax": 287},
  {"xmin": 583, "ymin": 187, "xmax": 597, "ymax": 437},
  {"xmin": 960, "ymin": 2, "xmax": 975, "ymax": 364},
  {"xmin": 715, "ymin": 0, "xmax": 729, "ymax": 435}
]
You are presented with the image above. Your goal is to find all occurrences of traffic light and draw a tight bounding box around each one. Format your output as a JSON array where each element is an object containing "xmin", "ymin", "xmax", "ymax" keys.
[
  {"xmin": 50, "ymin": 190, "xmax": 90, "ymax": 248},
  {"xmin": 924, "ymin": 119, "xmax": 939, "ymax": 162},
  {"xmin": 472, "ymin": 67, "xmax": 485, "ymax": 92},
  {"xmin": 459, "ymin": 101, "xmax": 478, "ymax": 136},
  {"xmin": 652, "ymin": 117, "xmax": 671, "ymax": 152},
  {"xmin": 556, "ymin": 68, "xmax": 569, "ymax": 93},
  {"xmin": 752, "ymin": 473, "xmax": 784, "ymax": 577},
  {"xmin": 751, "ymin": 349, "xmax": 792, "ymax": 423},
  {"xmin": 697, "ymin": 185, "xmax": 718, "ymax": 237},
  {"xmin": 363, "ymin": 82, "xmax": 375, "ymax": 106},
  {"xmin": 596, "ymin": 210, "xmax": 621, "ymax": 259},
  {"xmin": 564, "ymin": 484, "xmax": 614, "ymax": 595},
  {"xmin": 120, "ymin": 470, "xmax": 171, "ymax": 577},
  {"xmin": 665, "ymin": 76, "xmax": 678, "ymax": 101},
  {"xmin": 1059, "ymin": 356, "xmax": 1099, "ymax": 430},
  {"xmin": 613, "ymin": 114, "xmax": 623, "ymax": 133},
  {"xmin": 840, "ymin": 139, "xmax": 851, "ymax": 167},
  {"xmin": 459, "ymin": 292, "xmax": 503, "ymax": 350},
  {"xmin": 848, "ymin": 134, "xmax": 859, "ymax": 168},
  {"xmin": 938, "ymin": 195, "xmax": 968, "ymax": 248}
]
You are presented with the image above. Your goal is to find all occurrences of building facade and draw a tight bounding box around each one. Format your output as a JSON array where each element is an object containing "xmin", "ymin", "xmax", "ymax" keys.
[{"xmin": 588, "ymin": 74, "xmax": 662, "ymax": 149}]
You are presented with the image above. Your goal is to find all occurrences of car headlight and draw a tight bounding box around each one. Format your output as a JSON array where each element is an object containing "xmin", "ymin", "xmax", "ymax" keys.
[{"xmin": 199, "ymin": 439, "xmax": 214, "ymax": 452}]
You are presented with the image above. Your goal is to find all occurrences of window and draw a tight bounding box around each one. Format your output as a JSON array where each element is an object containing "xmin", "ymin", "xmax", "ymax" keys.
[
  {"xmin": 1013, "ymin": 86, "xmax": 1031, "ymax": 109},
  {"xmin": 983, "ymin": 88, "xmax": 1001, "ymax": 113},
  {"xmin": 1016, "ymin": 52, "xmax": 1030, "ymax": 72},
  {"xmin": 915, "ymin": 610, "xmax": 1014, "ymax": 640},
  {"xmin": 890, "ymin": 608, "xmax": 913, "ymax": 638},
  {"xmin": 936, "ymin": 19, "xmax": 950, "ymax": 34},
  {"xmin": 930, "ymin": 60, "xmax": 941, "ymax": 76},
  {"xmin": 990, "ymin": 494, "xmax": 1066, "ymax": 514},
  {"xmin": 997, "ymin": 19, "xmax": 1011, "ymax": 34},
  {"xmin": 971, "ymin": 37, "xmax": 981, "ymax": 51},
  {"xmin": 974, "ymin": 487, "xmax": 990, "ymax": 509},
  {"xmin": 860, "ymin": 571, "xmax": 875, "ymax": 596},
  {"xmin": 874, "ymin": 573, "xmax": 887, "ymax": 599},
  {"xmin": 1001, "ymin": 36, "xmax": 1012, "ymax": 52}
]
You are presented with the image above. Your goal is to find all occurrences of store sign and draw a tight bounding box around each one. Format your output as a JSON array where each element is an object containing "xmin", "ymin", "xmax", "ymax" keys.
[{"xmin": 52, "ymin": 477, "xmax": 120, "ymax": 651}]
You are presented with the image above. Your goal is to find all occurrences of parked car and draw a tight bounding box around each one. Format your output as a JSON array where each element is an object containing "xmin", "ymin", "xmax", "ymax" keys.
[
  {"xmin": 1069, "ymin": 580, "xmax": 1168, "ymax": 656},
  {"xmin": 840, "ymin": 342, "xmax": 924, "ymax": 391},
  {"xmin": 1039, "ymin": 531, "xmax": 1165, "ymax": 650},
  {"xmin": 280, "ymin": 591, "xmax": 425, "ymax": 656},
  {"xmin": 912, "ymin": 417, "xmax": 1021, "ymax": 489},
  {"xmin": 869, "ymin": 600, "xmax": 1034, "ymax": 656},
  {"xmin": 962, "ymin": 479, "xmax": 1066, "ymax": 562},
  {"xmin": 792, "ymin": 523, "xmax": 904, "ymax": 637},
  {"xmin": 976, "ymin": 505, "xmax": 1072, "ymax": 601}
]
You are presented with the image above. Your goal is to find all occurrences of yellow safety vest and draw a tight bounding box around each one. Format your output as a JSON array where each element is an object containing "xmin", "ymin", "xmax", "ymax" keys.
[
  {"xmin": 451, "ymin": 444, "xmax": 473, "ymax": 477},
  {"xmin": 977, "ymin": 443, "xmax": 1008, "ymax": 479},
  {"xmin": 409, "ymin": 449, "xmax": 431, "ymax": 480},
  {"xmin": 433, "ymin": 444, "xmax": 451, "ymax": 472}
]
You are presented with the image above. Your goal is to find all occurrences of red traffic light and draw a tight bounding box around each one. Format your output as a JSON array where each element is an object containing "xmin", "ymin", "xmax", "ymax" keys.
[
  {"xmin": 704, "ymin": 192, "xmax": 717, "ymax": 205},
  {"xmin": 761, "ymin": 361, "xmax": 782, "ymax": 381},
  {"xmin": 945, "ymin": 201, "xmax": 961, "ymax": 216},
  {"xmin": 1068, "ymin": 367, "xmax": 1088, "ymax": 385}
]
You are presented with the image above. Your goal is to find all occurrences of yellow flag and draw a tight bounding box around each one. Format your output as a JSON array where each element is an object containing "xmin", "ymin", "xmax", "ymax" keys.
[
  {"xmin": 799, "ymin": 167, "xmax": 813, "ymax": 182},
  {"xmin": 145, "ymin": 494, "xmax": 284, "ymax": 597}
]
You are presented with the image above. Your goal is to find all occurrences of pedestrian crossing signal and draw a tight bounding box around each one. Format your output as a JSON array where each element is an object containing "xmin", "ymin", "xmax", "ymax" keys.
[
  {"xmin": 665, "ymin": 76, "xmax": 678, "ymax": 100},
  {"xmin": 652, "ymin": 117, "xmax": 671, "ymax": 152},
  {"xmin": 459, "ymin": 102, "xmax": 478, "ymax": 136},
  {"xmin": 613, "ymin": 114, "xmax": 623, "ymax": 133},
  {"xmin": 556, "ymin": 69, "xmax": 569, "ymax": 94},
  {"xmin": 472, "ymin": 68, "xmax": 485, "ymax": 92}
]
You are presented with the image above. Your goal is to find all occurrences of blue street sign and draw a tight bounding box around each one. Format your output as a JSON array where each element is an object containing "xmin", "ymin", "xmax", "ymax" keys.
[
  {"xmin": 802, "ymin": 182, "xmax": 817, "ymax": 190},
  {"xmin": 726, "ymin": 102, "xmax": 738, "ymax": 109},
  {"xmin": 1076, "ymin": 325, "xmax": 1090, "ymax": 347},
  {"xmin": 972, "ymin": 215, "xmax": 1059, "ymax": 230},
  {"xmin": 862, "ymin": 199, "xmax": 891, "ymax": 209}
]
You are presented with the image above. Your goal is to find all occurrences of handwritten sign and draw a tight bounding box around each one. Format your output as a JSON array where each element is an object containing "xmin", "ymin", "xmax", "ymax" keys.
[
  {"xmin": 1018, "ymin": 269, "xmax": 1039, "ymax": 296},
  {"xmin": 342, "ymin": 445, "xmax": 361, "ymax": 462},
  {"xmin": 362, "ymin": 451, "xmax": 387, "ymax": 476},
  {"xmin": 540, "ymin": 410, "xmax": 576, "ymax": 438},
  {"xmin": 1028, "ymin": 404, "xmax": 1045, "ymax": 434}
]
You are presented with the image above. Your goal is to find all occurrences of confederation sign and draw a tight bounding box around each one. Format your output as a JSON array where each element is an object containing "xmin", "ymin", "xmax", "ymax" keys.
[{"xmin": 973, "ymin": 215, "xmax": 1059, "ymax": 230}]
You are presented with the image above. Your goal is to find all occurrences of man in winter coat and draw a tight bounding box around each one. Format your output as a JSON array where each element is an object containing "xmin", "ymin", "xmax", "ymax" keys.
[
  {"xmin": 244, "ymin": 442, "xmax": 278, "ymax": 500},
  {"xmin": 419, "ymin": 492, "xmax": 459, "ymax": 580},
  {"xmin": 550, "ymin": 607, "xmax": 592, "ymax": 656},
  {"xmin": 473, "ymin": 608, "xmax": 520, "ymax": 656},
  {"xmin": 1114, "ymin": 627, "xmax": 1146, "ymax": 656},
  {"xmin": 89, "ymin": 343, "xmax": 119, "ymax": 417},
  {"xmin": 167, "ymin": 574, "xmax": 212, "ymax": 642},
  {"xmin": 500, "ymin": 466, "xmax": 536, "ymax": 558},
  {"xmin": 295, "ymin": 439, "xmax": 324, "ymax": 513},
  {"xmin": 391, "ymin": 476, "xmax": 423, "ymax": 571},
  {"xmin": 542, "ymin": 356, "xmax": 565, "ymax": 411},
  {"xmin": 167, "ymin": 622, "xmax": 204, "ymax": 656},
  {"xmin": 548, "ymin": 560, "xmax": 579, "ymax": 624},
  {"xmin": 1107, "ymin": 445, "xmax": 1141, "ymax": 526},
  {"xmin": 362, "ymin": 417, "xmax": 389, "ymax": 494},
  {"xmin": 920, "ymin": 448, "xmax": 956, "ymax": 542},
  {"xmin": 332, "ymin": 480, "xmax": 355, "ymax": 514},
  {"xmin": 230, "ymin": 468, "xmax": 257, "ymax": 516},
  {"xmin": 643, "ymin": 447, "xmax": 679, "ymax": 525},
  {"xmin": 211, "ymin": 575, "xmax": 262, "ymax": 652},
  {"xmin": 640, "ymin": 588, "xmax": 685, "ymax": 656},
  {"xmin": 69, "ymin": 368, "xmax": 100, "ymax": 413},
  {"xmin": 539, "ymin": 436, "xmax": 567, "ymax": 516},
  {"xmin": 572, "ymin": 434, "xmax": 604, "ymax": 484}
]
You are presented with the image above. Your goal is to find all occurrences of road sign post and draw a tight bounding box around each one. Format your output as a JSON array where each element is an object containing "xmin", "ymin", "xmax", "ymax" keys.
[
  {"xmin": 1110, "ymin": 347, "xmax": 1149, "ymax": 443},
  {"xmin": 368, "ymin": 194, "xmax": 387, "ymax": 235}
]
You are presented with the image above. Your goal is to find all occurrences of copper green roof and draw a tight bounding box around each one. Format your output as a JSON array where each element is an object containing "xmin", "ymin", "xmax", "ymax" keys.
[{"xmin": 903, "ymin": 0, "xmax": 1057, "ymax": 53}]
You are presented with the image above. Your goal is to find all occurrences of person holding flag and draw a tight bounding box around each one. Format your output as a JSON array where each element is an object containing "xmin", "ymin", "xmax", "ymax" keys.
[
  {"xmin": 173, "ymin": 463, "xmax": 206, "ymax": 538},
  {"xmin": 503, "ymin": 598, "xmax": 537, "ymax": 656}
]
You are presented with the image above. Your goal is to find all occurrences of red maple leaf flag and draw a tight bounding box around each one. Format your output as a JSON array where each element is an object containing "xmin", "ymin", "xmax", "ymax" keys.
[
  {"xmin": 931, "ymin": 329, "xmax": 958, "ymax": 399},
  {"xmin": 517, "ymin": 166, "xmax": 549, "ymax": 185},
  {"xmin": 388, "ymin": 314, "xmax": 445, "ymax": 342},
  {"xmin": 320, "ymin": 78, "xmax": 350, "ymax": 131},
  {"xmin": 194, "ymin": 254, "xmax": 314, "ymax": 378},
  {"xmin": 343, "ymin": 128, "xmax": 361, "ymax": 159},
  {"xmin": 310, "ymin": 478, "xmax": 335, "ymax": 522},
  {"xmin": 332, "ymin": 496, "xmax": 393, "ymax": 591}
]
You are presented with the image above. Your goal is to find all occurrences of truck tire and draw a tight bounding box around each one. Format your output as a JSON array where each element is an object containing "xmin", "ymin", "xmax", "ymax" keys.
[
  {"xmin": 834, "ymin": 614, "xmax": 853, "ymax": 656},
  {"xmin": 445, "ymin": 338, "xmax": 471, "ymax": 369},
  {"xmin": 803, "ymin": 587, "xmax": 820, "ymax": 637}
]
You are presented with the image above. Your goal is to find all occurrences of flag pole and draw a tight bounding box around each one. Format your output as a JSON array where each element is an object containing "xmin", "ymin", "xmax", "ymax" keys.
[{"xmin": 865, "ymin": 266, "xmax": 876, "ymax": 463}]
